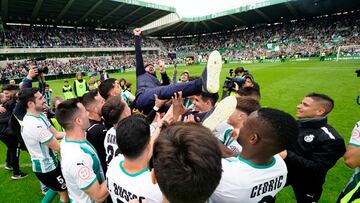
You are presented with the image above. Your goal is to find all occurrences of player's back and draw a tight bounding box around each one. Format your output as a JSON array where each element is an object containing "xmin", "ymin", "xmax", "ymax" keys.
[
  {"xmin": 210, "ymin": 154, "xmax": 287, "ymax": 203},
  {"xmin": 106, "ymin": 156, "xmax": 162, "ymax": 203}
]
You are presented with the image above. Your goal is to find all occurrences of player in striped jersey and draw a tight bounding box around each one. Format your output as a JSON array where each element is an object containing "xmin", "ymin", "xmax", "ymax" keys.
[
  {"xmin": 56, "ymin": 99, "xmax": 108, "ymax": 203},
  {"xmin": 19, "ymin": 88, "xmax": 69, "ymax": 202}
]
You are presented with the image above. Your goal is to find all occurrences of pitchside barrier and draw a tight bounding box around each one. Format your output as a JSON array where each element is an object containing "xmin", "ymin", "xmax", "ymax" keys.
[
  {"xmin": 2, "ymin": 56, "xmax": 359, "ymax": 85},
  {"xmin": 0, "ymin": 67, "xmax": 135, "ymax": 85}
]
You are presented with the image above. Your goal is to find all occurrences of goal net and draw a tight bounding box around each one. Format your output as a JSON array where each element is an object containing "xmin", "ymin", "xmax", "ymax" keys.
[{"xmin": 336, "ymin": 45, "xmax": 360, "ymax": 61}]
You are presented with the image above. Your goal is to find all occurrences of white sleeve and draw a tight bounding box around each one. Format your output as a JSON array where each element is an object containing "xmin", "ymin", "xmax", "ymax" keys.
[
  {"xmin": 71, "ymin": 154, "xmax": 98, "ymax": 191},
  {"xmin": 350, "ymin": 121, "xmax": 360, "ymax": 146},
  {"xmin": 38, "ymin": 125, "xmax": 54, "ymax": 144},
  {"xmin": 213, "ymin": 121, "xmax": 232, "ymax": 141}
]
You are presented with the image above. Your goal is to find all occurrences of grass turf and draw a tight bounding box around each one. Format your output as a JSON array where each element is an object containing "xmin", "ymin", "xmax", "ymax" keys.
[{"xmin": 0, "ymin": 58, "xmax": 359, "ymax": 202}]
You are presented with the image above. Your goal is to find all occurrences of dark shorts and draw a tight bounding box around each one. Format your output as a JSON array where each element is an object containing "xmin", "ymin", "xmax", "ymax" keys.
[{"xmin": 35, "ymin": 164, "xmax": 67, "ymax": 192}]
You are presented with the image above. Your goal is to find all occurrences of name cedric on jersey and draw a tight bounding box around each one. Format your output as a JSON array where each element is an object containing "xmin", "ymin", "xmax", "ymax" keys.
[{"xmin": 250, "ymin": 175, "xmax": 284, "ymax": 198}]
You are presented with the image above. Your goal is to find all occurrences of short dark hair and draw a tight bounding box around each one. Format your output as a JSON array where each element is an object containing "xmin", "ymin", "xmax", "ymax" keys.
[
  {"xmin": 144, "ymin": 64, "xmax": 154, "ymax": 69},
  {"xmin": 188, "ymin": 76, "xmax": 199, "ymax": 81},
  {"xmin": 98, "ymin": 78, "xmax": 117, "ymax": 100},
  {"xmin": 56, "ymin": 98, "xmax": 81, "ymax": 130},
  {"xmin": 234, "ymin": 67, "xmax": 245, "ymax": 74},
  {"xmin": 125, "ymin": 82, "xmax": 132, "ymax": 89},
  {"xmin": 119, "ymin": 78, "xmax": 126, "ymax": 84},
  {"xmin": 236, "ymin": 97, "xmax": 260, "ymax": 115},
  {"xmin": 244, "ymin": 75, "xmax": 253, "ymax": 81},
  {"xmin": 102, "ymin": 95, "xmax": 126, "ymax": 125},
  {"xmin": 18, "ymin": 88, "xmax": 39, "ymax": 109},
  {"xmin": 197, "ymin": 92, "xmax": 219, "ymax": 107},
  {"xmin": 153, "ymin": 122, "xmax": 222, "ymax": 203},
  {"xmin": 116, "ymin": 116, "xmax": 150, "ymax": 159},
  {"xmin": 81, "ymin": 89, "xmax": 99, "ymax": 109},
  {"xmin": 241, "ymin": 108, "xmax": 298, "ymax": 153},
  {"xmin": 306, "ymin": 93, "xmax": 334, "ymax": 115},
  {"xmin": 237, "ymin": 86, "xmax": 261, "ymax": 99},
  {"xmin": 2, "ymin": 84, "xmax": 19, "ymax": 92}
]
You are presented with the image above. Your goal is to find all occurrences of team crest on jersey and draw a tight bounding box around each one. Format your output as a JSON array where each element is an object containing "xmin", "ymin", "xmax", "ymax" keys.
[
  {"xmin": 39, "ymin": 127, "xmax": 51, "ymax": 138},
  {"xmin": 304, "ymin": 134, "xmax": 315, "ymax": 142},
  {"xmin": 78, "ymin": 166, "xmax": 91, "ymax": 180}
]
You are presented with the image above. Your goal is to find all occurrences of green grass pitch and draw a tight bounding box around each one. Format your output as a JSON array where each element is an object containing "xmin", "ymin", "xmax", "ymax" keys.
[{"xmin": 0, "ymin": 58, "xmax": 359, "ymax": 202}]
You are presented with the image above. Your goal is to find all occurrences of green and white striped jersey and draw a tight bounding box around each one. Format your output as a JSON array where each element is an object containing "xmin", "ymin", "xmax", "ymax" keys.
[{"xmin": 21, "ymin": 113, "xmax": 58, "ymax": 173}]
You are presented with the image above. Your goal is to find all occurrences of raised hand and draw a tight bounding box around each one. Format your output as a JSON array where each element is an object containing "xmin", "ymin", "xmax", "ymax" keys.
[{"xmin": 133, "ymin": 28, "xmax": 141, "ymax": 36}]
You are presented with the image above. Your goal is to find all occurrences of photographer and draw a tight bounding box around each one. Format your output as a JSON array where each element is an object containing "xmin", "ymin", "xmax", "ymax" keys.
[
  {"xmin": 12, "ymin": 63, "xmax": 49, "ymax": 151},
  {"xmin": 20, "ymin": 64, "xmax": 47, "ymax": 94},
  {"xmin": 222, "ymin": 67, "xmax": 253, "ymax": 99}
]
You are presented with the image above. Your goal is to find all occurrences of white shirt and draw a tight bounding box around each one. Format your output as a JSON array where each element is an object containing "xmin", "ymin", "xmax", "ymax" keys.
[
  {"xmin": 121, "ymin": 91, "xmax": 134, "ymax": 106},
  {"xmin": 348, "ymin": 121, "xmax": 360, "ymax": 182},
  {"xmin": 21, "ymin": 113, "xmax": 58, "ymax": 173},
  {"xmin": 60, "ymin": 137, "xmax": 105, "ymax": 203},
  {"xmin": 210, "ymin": 155, "xmax": 287, "ymax": 203},
  {"xmin": 104, "ymin": 127, "xmax": 124, "ymax": 166},
  {"xmin": 213, "ymin": 121, "xmax": 242, "ymax": 154},
  {"xmin": 107, "ymin": 156, "xmax": 163, "ymax": 203}
]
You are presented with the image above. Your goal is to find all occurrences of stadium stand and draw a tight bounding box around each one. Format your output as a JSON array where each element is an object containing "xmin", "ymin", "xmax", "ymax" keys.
[
  {"xmin": 1, "ymin": 11, "xmax": 359, "ymax": 79},
  {"xmin": 1, "ymin": 0, "xmax": 360, "ymax": 202}
]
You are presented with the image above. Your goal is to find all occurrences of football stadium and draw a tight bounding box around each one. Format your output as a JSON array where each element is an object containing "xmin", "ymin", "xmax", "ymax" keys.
[{"xmin": 0, "ymin": 0, "xmax": 360, "ymax": 202}]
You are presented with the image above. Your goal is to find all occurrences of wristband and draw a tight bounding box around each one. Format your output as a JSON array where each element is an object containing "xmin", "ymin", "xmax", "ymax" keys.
[{"xmin": 153, "ymin": 106, "xmax": 160, "ymax": 112}]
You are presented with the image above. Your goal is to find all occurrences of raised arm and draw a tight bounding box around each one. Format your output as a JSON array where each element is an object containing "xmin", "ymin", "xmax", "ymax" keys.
[{"xmin": 134, "ymin": 28, "xmax": 146, "ymax": 76}]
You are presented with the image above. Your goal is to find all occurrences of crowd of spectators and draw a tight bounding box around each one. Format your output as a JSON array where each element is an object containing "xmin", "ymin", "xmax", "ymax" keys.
[
  {"xmin": 162, "ymin": 12, "xmax": 360, "ymax": 60},
  {"xmin": 2, "ymin": 26, "xmax": 159, "ymax": 48},
  {"xmin": 0, "ymin": 12, "xmax": 359, "ymax": 79},
  {"xmin": 0, "ymin": 53, "xmax": 176, "ymax": 79}
]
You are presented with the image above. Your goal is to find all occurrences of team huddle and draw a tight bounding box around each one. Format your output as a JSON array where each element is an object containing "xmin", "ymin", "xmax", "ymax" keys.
[{"xmin": 2, "ymin": 28, "xmax": 358, "ymax": 203}]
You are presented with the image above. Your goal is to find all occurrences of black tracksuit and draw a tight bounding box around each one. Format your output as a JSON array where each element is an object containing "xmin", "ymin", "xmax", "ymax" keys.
[{"xmin": 285, "ymin": 117, "xmax": 346, "ymax": 203}]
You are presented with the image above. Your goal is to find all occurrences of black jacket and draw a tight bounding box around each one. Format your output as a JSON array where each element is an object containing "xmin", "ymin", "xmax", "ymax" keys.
[{"xmin": 285, "ymin": 117, "xmax": 346, "ymax": 193}]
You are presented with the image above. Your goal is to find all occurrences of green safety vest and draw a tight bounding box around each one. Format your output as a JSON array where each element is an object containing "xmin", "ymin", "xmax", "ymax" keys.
[
  {"xmin": 75, "ymin": 80, "xmax": 88, "ymax": 97},
  {"xmin": 63, "ymin": 86, "xmax": 75, "ymax": 100},
  {"xmin": 340, "ymin": 181, "xmax": 360, "ymax": 203},
  {"xmin": 50, "ymin": 118, "xmax": 63, "ymax": 132}
]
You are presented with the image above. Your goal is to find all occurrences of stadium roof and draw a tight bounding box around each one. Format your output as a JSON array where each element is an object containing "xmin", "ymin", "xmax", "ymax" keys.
[
  {"xmin": 144, "ymin": 0, "xmax": 360, "ymax": 36},
  {"xmin": 0, "ymin": 0, "xmax": 175, "ymax": 28}
]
